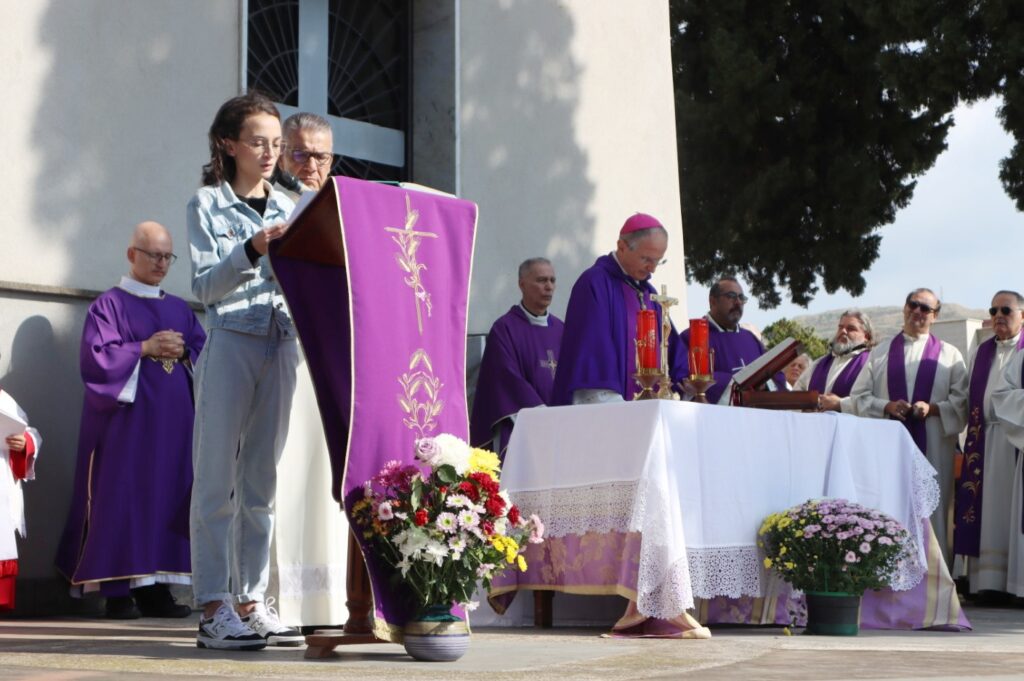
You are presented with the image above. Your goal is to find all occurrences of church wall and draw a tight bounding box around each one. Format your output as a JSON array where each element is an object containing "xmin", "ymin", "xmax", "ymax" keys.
[
  {"xmin": 0, "ymin": 0, "xmax": 240, "ymax": 610},
  {"xmin": 457, "ymin": 0, "xmax": 688, "ymax": 334}
]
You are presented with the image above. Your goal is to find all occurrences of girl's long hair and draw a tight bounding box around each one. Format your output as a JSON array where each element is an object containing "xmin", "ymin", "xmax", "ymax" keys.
[{"xmin": 200, "ymin": 92, "xmax": 280, "ymax": 187}]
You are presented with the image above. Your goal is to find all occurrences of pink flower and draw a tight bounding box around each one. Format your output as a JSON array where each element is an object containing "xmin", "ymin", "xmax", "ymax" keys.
[
  {"xmin": 528, "ymin": 514, "xmax": 545, "ymax": 544},
  {"xmin": 377, "ymin": 502, "xmax": 394, "ymax": 521},
  {"xmin": 415, "ymin": 437, "xmax": 441, "ymax": 465},
  {"xmin": 859, "ymin": 542, "xmax": 871, "ymax": 554},
  {"xmin": 844, "ymin": 551, "xmax": 858, "ymax": 563},
  {"xmin": 877, "ymin": 536, "xmax": 893, "ymax": 545}
]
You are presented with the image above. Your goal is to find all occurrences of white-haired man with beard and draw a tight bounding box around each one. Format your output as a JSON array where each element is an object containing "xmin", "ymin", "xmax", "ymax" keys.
[{"xmin": 794, "ymin": 310, "xmax": 876, "ymax": 414}]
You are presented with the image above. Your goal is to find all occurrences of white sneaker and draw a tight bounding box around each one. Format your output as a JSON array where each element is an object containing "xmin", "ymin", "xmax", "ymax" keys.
[
  {"xmin": 196, "ymin": 602, "xmax": 266, "ymax": 651},
  {"xmin": 241, "ymin": 598, "xmax": 305, "ymax": 647}
]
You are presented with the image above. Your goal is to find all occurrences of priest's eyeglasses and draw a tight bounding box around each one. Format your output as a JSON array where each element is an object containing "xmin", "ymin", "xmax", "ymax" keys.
[
  {"xmin": 717, "ymin": 291, "xmax": 748, "ymax": 303},
  {"xmin": 990, "ymin": 306, "xmax": 1019, "ymax": 316},
  {"xmin": 288, "ymin": 149, "xmax": 334, "ymax": 167},
  {"xmin": 132, "ymin": 247, "xmax": 178, "ymax": 265},
  {"xmin": 906, "ymin": 300, "xmax": 936, "ymax": 314},
  {"xmin": 639, "ymin": 256, "xmax": 668, "ymax": 267}
]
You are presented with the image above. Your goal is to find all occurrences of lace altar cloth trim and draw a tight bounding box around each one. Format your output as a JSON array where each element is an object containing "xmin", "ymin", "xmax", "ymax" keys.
[
  {"xmin": 511, "ymin": 478, "xmax": 925, "ymax": 610},
  {"xmin": 276, "ymin": 563, "xmax": 347, "ymax": 599}
]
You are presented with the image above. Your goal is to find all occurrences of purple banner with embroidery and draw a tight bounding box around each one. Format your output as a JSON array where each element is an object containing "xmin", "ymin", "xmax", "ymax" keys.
[
  {"xmin": 886, "ymin": 334, "xmax": 941, "ymax": 455},
  {"xmin": 270, "ymin": 178, "xmax": 477, "ymax": 641},
  {"xmin": 953, "ymin": 337, "xmax": 1002, "ymax": 556},
  {"xmin": 808, "ymin": 350, "xmax": 869, "ymax": 397}
]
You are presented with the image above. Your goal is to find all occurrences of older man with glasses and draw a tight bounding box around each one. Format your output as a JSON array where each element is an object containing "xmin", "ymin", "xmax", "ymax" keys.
[
  {"xmin": 953, "ymin": 291, "xmax": 1024, "ymax": 604},
  {"xmin": 274, "ymin": 112, "xmax": 334, "ymax": 199},
  {"xmin": 553, "ymin": 213, "xmax": 688, "ymax": 405},
  {"xmin": 56, "ymin": 221, "xmax": 206, "ymax": 619},
  {"xmin": 680, "ymin": 276, "xmax": 783, "ymax": 404},
  {"xmin": 852, "ymin": 287, "xmax": 968, "ymax": 565}
]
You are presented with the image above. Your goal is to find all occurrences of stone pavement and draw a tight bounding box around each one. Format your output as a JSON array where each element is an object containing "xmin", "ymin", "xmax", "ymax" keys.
[{"xmin": 0, "ymin": 605, "xmax": 1023, "ymax": 680}]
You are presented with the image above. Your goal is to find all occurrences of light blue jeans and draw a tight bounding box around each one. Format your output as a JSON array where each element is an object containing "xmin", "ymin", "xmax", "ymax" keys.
[{"xmin": 190, "ymin": 324, "xmax": 298, "ymax": 606}]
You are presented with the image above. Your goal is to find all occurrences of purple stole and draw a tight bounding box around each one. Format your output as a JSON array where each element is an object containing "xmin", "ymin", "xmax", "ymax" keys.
[
  {"xmin": 270, "ymin": 178, "xmax": 477, "ymax": 638},
  {"xmin": 808, "ymin": 350, "xmax": 869, "ymax": 397},
  {"xmin": 951, "ymin": 336, "xmax": 1024, "ymax": 555},
  {"xmin": 886, "ymin": 334, "xmax": 942, "ymax": 455}
]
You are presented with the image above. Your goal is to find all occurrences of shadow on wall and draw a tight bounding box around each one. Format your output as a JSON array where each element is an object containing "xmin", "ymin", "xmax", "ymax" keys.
[
  {"xmin": 1, "ymin": 313, "xmax": 83, "ymax": 583},
  {"xmin": 29, "ymin": 1, "xmax": 230, "ymax": 298},
  {"xmin": 459, "ymin": 2, "xmax": 596, "ymax": 324}
]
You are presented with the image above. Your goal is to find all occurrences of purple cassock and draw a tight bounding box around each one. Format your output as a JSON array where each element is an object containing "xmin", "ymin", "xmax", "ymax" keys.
[
  {"xmin": 469, "ymin": 306, "xmax": 564, "ymax": 455},
  {"xmin": 552, "ymin": 254, "xmax": 687, "ymax": 405},
  {"xmin": 55, "ymin": 287, "xmax": 205, "ymax": 595},
  {"xmin": 679, "ymin": 319, "xmax": 777, "ymax": 404}
]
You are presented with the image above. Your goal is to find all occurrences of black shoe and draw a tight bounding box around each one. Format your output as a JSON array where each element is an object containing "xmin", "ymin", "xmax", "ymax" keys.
[
  {"xmin": 133, "ymin": 584, "xmax": 193, "ymax": 618},
  {"xmin": 105, "ymin": 596, "xmax": 141, "ymax": 620}
]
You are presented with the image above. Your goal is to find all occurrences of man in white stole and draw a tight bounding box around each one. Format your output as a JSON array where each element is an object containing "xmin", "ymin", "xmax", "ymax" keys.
[
  {"xmin": 955, "ymin": 292, "xmax": 1024, "ymax": 599},
  {"xmin": 851, "ymin": 288, "xmax": 968, "ymax": 563}
]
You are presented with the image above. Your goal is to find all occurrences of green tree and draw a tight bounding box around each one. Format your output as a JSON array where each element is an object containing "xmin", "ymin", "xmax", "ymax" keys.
[
  {"xmin": 671, "ymin": 0, "xmax": 979, "ymax": 308},
  {"xmin": 761, "ymin": 318, "xmax": 829, "ymax": 359}
]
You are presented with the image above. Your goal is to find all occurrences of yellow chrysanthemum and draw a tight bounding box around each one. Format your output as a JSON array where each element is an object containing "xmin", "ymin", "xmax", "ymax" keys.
[
  {"xmin": 784, "ymin": 561, "xmax": 795, "ymax": 570},
  {"xmin": 763, "ymin": 557, "xmax": 773, "ymax": 569},
  {"xmin": 777, "ymin": 517, "xmax": 792, "ymax": 529},
  {"xmin": 779, "ymin": 545, "xmax": 787, "ymax": 556},
  {"xmin": 469, "ymin": 448, "xmax": 501, "ymax": 477},
  {"xmin": 517, "ymin": 555, "xmax": 527, "ymax": 572}
]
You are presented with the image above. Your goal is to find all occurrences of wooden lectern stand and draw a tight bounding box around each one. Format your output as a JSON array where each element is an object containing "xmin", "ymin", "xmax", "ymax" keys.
[{"xmin": 729, "ymin": 338, "xmax": 819, "ymax": 410}]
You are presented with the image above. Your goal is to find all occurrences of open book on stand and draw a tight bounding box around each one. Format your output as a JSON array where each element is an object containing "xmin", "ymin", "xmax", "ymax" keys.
[{"xmin": 728, "ymin": 337, "xmax": 820, "ymax": 410}]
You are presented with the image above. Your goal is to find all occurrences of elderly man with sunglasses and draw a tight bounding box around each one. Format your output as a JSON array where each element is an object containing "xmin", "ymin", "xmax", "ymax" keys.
[
  {"xmin": 56, "ymin": 222, "xmax": 205, "ymax": 619},
  {"xmin": 679, "ymin": 276, "xmax": 783, "ymax": 404},
  {"xmin": 274, "ymin": 112, "xmax": 334, "ymax": 199},
  {"xmin": 852, "ymin": 288, "xmax": 968, "ymax": 564},
  {"xmin": 954, "ymin": 291, "xmax": 1024, "ymax": 603}
]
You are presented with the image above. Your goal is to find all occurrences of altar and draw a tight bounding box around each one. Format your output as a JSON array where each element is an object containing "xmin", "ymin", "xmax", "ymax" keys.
[{"xmin": 486, "ymin": 400, "xmax": 969, "ymax": 632}]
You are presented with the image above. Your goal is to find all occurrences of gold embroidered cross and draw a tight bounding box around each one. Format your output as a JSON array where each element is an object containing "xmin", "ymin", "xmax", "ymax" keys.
[
  {"xmin": 386, "ymin": 194, "xmax": 438, "ymax": 335},
  {"xmin": 540, "ymin": 349, "xmax": 558, "ymax": 379}
]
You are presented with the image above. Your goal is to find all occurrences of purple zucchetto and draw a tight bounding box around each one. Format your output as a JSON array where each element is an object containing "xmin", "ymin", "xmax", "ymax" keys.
[{"xmin": 619, "ymin": 212, "xmax": 663, "ymax": 235}]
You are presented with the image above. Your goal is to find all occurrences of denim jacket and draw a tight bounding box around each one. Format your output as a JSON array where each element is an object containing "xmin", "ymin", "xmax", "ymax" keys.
[{"xmin": 187, "ymin": 181, "xmax": 296, "ymax": 337}]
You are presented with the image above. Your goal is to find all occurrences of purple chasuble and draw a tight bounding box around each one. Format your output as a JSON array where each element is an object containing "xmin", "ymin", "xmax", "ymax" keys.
[
  {"xmin": 55, "ymin": 288, "xmax": 205, "ymax": 587},
  {"xmin": 552, "ymin": 255, "xmax": 687, "ymax": 405},
  {"xmin": 270, "ymin": 177, "xmax": 477, "ymax": 639},
  {"xmin": 808, "ymin": 350, "xmax": 870, "ymax": 397},
  {"xmin": 886, "ymin": 334, "xmax": 942, "ymax": 455},
  {"xmin": 469, "ymin": 306, "xmax": 564, "ymax": 455},
  {"xmin": 679, "ymin": 320, "xmax": 775, "ymax": 404},
  {"xmin": 955, "ymin": 334, "xmax": 1024, "ymax": 555}
]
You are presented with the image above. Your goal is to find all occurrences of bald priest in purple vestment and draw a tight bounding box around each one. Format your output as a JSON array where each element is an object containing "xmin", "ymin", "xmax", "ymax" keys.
[
  {"xmin": 470, "ymin": 258, "xmax": 563, "ymax": 457},
  {"xmin": 794, "ymin": 309, "xmax": 876, "ymax": 414},
  {"xmin": 552, "ymin": 214, "xmax": 688, "ymax": 405},
  {"xmin": 56, "ymin": 222, "xmax": 205, "ymax": 620},
  {"xmin": 679, "ymin": 277, "xmax": 783, "ymax": 404}
]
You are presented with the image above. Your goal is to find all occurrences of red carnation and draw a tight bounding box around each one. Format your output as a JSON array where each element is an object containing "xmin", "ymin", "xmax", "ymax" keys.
[
  {"xmin": 470, "ymin": 472, "xmax": 499, "ymax": 495},
  {"xmin": 508, "ymin": 505, "xmax": 521, "ymax": 526},
  {"xmin": 459, "ymin": 481, "xmax": 480, "ymax": 502},
  {"xmin": 485, "ymin": 495, "xmax": 506, "ymax": 517},
  {"xmin": 414, "ymin": 509, "xmax": 429, "ymax": 527},
  {"xmin": 481, "ymin": 520, "xmax": 495, "ymax": 536}
]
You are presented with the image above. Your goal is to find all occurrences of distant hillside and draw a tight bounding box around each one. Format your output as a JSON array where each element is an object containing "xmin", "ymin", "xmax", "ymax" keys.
[{"xmin": 789, "ymin": 303, "xmax": 989, "ymax": 342}]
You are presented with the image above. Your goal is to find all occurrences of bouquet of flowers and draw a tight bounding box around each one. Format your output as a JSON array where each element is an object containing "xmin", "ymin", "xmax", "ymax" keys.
[
  {"xmin": 758, "ymin": 498, "xmax": 910, "ymax": 595},
  {"xmin": 351, "ymin": 433, "xmax": 544, "ymax": 613}
]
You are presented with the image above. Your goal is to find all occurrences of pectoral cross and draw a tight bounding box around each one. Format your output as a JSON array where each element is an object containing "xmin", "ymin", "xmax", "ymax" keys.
[
  {"xmin": 540, "ymin": 349, "xmax": 558, "ymax": 379},
  {"xmin": 650, "ymin": 285, "xmax": 678, "ymax": 378}
]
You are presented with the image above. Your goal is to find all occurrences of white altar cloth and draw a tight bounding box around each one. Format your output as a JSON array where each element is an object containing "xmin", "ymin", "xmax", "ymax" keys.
[{"xmin": 501, "ymin": 400, "xmax": 938, "ymax": 620}]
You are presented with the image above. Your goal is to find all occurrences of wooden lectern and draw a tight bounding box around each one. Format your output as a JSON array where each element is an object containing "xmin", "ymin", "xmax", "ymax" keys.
[{"xmin": 729, "ymin": 338, "xmax": 820, "ymax": 410}]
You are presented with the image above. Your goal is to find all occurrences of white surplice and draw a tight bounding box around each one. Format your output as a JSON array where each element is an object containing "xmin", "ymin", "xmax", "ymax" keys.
[
  {"xmin": 991, "ymin": 348, "xmax": 1024, "ymax": 596},
  {"xmin": 794, "ymin": 348, "xmax": 868, "ymax": 415},
  {"xmin": 963, "ymin": 334, "xmax": 1022, "ymax": 592},
  {"xmin": 0, "ymin": 390, "xmax": 39, "ymax": 563},
  {"xmin": 851, "ymin": 334, "xmax": 969, "ymax": 563},
  {"xmin": 268, "ymin": 353, "xmax": 349, "ymax": 627}
]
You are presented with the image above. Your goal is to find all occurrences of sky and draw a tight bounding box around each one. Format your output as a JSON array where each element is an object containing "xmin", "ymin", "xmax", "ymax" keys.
[{"xmin": 684, "ymin": 97, "xmax": 1022, "ymax": 332}]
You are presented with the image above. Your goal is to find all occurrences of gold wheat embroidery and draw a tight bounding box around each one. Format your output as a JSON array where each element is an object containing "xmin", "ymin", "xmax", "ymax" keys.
[
  {"xmin": 398, "ymin": 349, "xmax": 444, "ymax": 437},
  {"xmin": 386, "ymin": 194, "xmax": 438, "ymax": 335}
]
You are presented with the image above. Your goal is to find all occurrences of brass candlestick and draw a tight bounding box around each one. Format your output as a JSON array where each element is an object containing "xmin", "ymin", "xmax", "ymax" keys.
[{"xmin": 685, "ymin": 347, "xmax": 716, "ymax": 404}]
